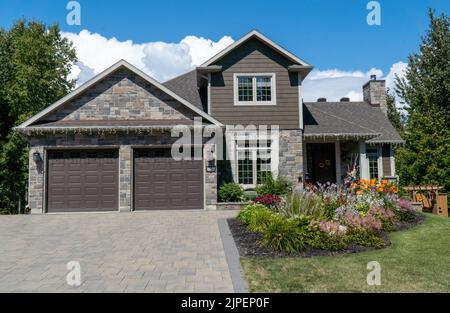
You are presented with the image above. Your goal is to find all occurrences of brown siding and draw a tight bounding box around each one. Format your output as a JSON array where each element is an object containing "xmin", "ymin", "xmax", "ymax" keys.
[
  {"xmin": 382, "ymin": 144, "xmax": 391, "ymax": 177},
  {"xmin": 210, "ymin": 38, "xmax": 300, "ymax": 129}
]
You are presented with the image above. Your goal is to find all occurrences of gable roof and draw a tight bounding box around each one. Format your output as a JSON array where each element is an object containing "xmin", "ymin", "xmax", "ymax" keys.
[
  {"xmin": 303, "ymin": 101, "xmax": 404, "ymax": 144},
  {"xmin": 17, "ymin": 60, "xmax": 223, "ymax": 129},
  {"xmin": 163, "ymin": 70, "xmax": 206, "ymax": 111},
  {"xmin": 200, "ymin": 30, "xmax": 313, "ymax": 70}
]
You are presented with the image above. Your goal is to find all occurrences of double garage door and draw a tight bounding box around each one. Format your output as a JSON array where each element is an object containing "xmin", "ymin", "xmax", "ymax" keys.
[{"xmin": 46, "ymin": 149, "xmax": 203, "ymax": 213}]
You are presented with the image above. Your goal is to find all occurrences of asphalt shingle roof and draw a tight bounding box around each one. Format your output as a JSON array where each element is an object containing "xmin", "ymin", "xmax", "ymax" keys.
[
  {"xmin": 163, "ymin": 69, "xmax": 404, "ymax": 144},
  {"xmin": 303, "ymin": 101, "xmax": 404, "ymax": 143},
  {"xmin": 163, "ymin": 70, "xmax": 207, "ymax": 112}
]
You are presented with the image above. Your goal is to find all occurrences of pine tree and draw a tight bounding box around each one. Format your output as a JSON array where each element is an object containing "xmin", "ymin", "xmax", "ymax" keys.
[{"xmin": 395, "ymin": 9, "xmax": 450, "ymax": 193}]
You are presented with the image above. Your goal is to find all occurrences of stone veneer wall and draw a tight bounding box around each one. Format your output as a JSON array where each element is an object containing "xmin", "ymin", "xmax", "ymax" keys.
[
  {"xmin": 43, "ymin": 68, "xmax": 195, "ymax": 122},
  {"xmin": 28, "ymin": 132, "xmax": 217, "ymax": 214},
  {"xmin": 278, "ymin": 129, "xmax": 303, "ymax": 188}
]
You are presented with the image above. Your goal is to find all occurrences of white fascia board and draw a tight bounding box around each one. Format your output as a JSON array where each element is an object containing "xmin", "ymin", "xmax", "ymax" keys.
[{"xmin": 18, "ymin": 59, "xmax": 223, "ymax": 129}]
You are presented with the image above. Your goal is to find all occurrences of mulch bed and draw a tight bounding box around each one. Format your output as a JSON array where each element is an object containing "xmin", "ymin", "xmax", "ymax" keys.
[{"xmin": 227, "ymin": 213, "xmax": 425, "ymax": 258}]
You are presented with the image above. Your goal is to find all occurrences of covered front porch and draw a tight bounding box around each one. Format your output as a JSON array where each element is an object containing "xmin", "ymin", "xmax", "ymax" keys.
[{"xmin": 303, "ymin": 138, "xmax": 397, "ymax": 185}]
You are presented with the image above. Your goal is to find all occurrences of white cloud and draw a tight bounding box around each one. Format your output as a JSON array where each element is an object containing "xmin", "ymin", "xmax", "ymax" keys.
[
  {"xmin": 63, "ymin": 29, "xmax": 408, "ymax": 108},
  {"xmin": 303, "ymin": 63, "xmax": 407, "ymax": 104},
  {"xmin": 385, "ymin": 61, "xmax": 408, "ymax": 92},
  {"xmin": 63, "ymin": 30, "xmax": 234, "ymax": 85}
]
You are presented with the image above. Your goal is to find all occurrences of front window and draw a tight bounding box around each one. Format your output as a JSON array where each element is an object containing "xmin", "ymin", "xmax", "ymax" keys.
[
  {"xmin": 237, "ymin": 139, "xmax": 272, "ymax": 186},
  {"xmin": 234, "ymin": 74, "xmax": 276, "ymax": 105},
  {"xmin": 366, "ymin": 147, "xmax": 380, "ymax": 180}
]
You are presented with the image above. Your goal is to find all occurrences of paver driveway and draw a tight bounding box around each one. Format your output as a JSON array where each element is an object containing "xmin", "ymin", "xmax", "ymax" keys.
[{"xmin": 0, "ymin": 210, "xmax": 237, "ymax": 293}]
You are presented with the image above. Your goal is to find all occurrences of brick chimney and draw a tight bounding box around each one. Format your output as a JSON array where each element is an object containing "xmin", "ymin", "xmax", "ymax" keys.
[{"xmin": 363, "ymin": 75, "xmax": 387, "ymax": 115}]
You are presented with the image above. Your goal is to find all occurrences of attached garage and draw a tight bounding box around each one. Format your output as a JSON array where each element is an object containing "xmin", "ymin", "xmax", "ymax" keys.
[
  {"xmin": 133, "ymin": 148, "xmax": 203, "ymax": 210},
  {"xmin": 47, "ymin": 150, "xmax": 119, "ymax": 213}
]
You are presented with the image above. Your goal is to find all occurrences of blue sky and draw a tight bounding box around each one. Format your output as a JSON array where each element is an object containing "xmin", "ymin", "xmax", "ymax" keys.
[{"xmin": 0, "ymin": 0, "xmax": 448, "ymax": 101}]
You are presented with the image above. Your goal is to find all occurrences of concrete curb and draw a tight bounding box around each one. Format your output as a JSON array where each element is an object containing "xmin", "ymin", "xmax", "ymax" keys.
[{"xmin": 218, "ymin": 218, "xmax": 249, "ymax": 293}]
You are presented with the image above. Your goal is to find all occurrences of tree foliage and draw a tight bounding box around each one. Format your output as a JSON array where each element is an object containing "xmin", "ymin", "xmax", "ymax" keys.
[
  {"xmin": 0, "ymin": 20, "xmax": 76, "ymax": 213},
  {"xmin": 385, "ymin": 88, "xmax": 404, "ymax": 134},
  {"xmin": 395, "ymin": 10, "xmax": 450, "ymax": 193}
]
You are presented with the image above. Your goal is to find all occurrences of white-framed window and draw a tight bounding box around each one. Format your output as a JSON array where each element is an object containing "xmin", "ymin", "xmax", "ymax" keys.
[
  {"xmin": 366, "ymin": 146, "xmax": 382, "ymax": 180},
  {"xmin": 236, "ymin": 138, "xmax": 273, "ymax": 188},
  {"xmin": 233, "ymin": 73, "xmax": 276, "ymax": 106}
]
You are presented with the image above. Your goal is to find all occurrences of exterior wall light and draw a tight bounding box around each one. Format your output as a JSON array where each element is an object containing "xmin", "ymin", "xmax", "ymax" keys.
[{"xmin": 33, "ymin": 151, "xmax": 42, "ymax": 163}]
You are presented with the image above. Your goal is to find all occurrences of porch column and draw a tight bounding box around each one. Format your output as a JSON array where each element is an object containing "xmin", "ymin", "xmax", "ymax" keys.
[
  {"xmin": 335, "ymin": 142, "xmax": 341, "ymax": 184},
  {"xmin": 359, "ymin": 141, "xmax": 369, "ymax": 180},
  {"xmin": 279, "ymin": 130, "xmax": 303, "ymax": 189}
]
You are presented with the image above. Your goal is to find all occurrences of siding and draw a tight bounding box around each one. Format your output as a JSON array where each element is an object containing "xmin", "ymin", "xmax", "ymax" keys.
[
  {"xmin": 210, "ymin": 38, "xmax": 300, "ymax": 129},
  {"xmin": 382, "ymin": 144, "xmax": 392, "ymax": 177}
]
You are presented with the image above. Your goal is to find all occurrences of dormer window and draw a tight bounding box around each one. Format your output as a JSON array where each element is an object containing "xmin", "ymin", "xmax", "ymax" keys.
[{"xmin": 234, "ymin": 73, "xmax": 276, "ymax": 106}]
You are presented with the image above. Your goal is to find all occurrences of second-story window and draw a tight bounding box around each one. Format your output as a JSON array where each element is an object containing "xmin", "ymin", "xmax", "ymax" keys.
[{"xmin": 234, "ymin": 73, "xmax": 276, "ymax": 105}]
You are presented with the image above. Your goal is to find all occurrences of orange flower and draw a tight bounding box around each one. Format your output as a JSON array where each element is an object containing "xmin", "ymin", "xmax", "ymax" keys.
[
  {"xmin": 377, "ymin": 187, "xmax": 384, "ymax": 192},
  {"xmin": 356, "ymin": 190, "xmax": 364, "ymax": 195},
  {"xmin": 370, "ymin": 179, "xmax": 377, "ymax": 186},
  {"xmin": 390, "ymin": 186, "xmax": 398, "ymax": 193},
  {"xmin": 381, "ymin": 180, "xmax": 388, "ymax": 185}
]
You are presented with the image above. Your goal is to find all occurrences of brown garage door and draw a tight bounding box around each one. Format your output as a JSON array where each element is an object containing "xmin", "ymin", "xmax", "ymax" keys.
[
  {"xmin": 47, "ymin": 150, "xmax": 119, "ymax": 213},
  {"xmin": 134, "ymin": 148, "xmax": 203, "ymax": 210}
]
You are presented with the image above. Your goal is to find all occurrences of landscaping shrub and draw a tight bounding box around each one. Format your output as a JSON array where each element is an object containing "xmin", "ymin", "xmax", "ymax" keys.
[
  {"xmin": 304, "ymin": 229, "xmax": 347, "ymax": 250},
  {"xmin": 395, "ymin": 198, "xmax": 417, "ymax": 222},
  {"xmin": 235, "ymin": 177, "xmax": 423, "ymax": 254},
  {"xmin": 247, "ymin": 207, "xmax": 277, "ymax": 233},
  {"xmin": 262, "ymin": 215, "xmax": 305, "ymax": 253},
  {"xmin": 344, "ymin": 230, "xmax": 385, "ymax": 248},
  {"xmin": 368, "ymin": 207, "xmax": 396, "ymax": 232},
  {"xmin": 320, "ymin": 198, "xmax": 341, "ymax": 220},
  {"xmin": 218, "ymin": 183, "xmax": 244, "ymax": 202},
  {"xmin": 305, "ymin": 221, "xmax": 347, "ymax": 250},
  {"xmin": 255, "ymin": 194, "xmax": 281, "ymax": 209},
  {"xmin": 237, "ymin": 203, "xmax": 268, "ymax": 225},
  {"xmin": 255, "ymin": 174, "xmax": 292, "ymax": 196},
  {"xmin": 278, "ymin": 192, "xmax": 323, "ymax": 219}
]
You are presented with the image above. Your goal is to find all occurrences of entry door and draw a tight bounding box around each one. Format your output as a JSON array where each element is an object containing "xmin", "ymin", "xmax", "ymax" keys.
[{"xmin": 307, "ymin": 143, "xmax": 336, "ymax": 184}]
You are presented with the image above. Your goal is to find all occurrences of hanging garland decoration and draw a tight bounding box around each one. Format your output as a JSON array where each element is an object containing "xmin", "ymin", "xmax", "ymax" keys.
[{"xmin": 19, "ymin": 125, "xmax": 196, "ymax": 136}]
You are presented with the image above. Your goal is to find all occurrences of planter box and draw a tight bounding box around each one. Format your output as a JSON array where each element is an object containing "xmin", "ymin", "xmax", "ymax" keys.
[{"xmin": 216, "ymin": 202, "xmax": 246, "ymax": 211}]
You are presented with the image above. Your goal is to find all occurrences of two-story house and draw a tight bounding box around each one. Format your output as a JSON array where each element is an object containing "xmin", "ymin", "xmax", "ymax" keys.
[{"xmin": 16, "ymin": 30, "xmax": 403, "ymax": 214}]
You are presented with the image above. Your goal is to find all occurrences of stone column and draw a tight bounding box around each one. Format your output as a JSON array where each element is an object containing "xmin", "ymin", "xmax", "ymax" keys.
[
  {"xmin": 119, "ymin": 145, "xmax": 132, "ymax": 212},
  {"xmin": 204, "ymin": 143, "xmax": 217, "ymax": 210},
  {"xmin": 28, "ymin": 146, "xmax": 45, "ymax": 214},
  {"xmin": 279, "ymin": 129, "xmax": 303, "ymax": 188}
]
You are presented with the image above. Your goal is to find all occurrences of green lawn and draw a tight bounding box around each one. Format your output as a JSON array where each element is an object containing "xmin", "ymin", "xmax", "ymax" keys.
[{"xmin": 241, "ymin": 214, "xmax": 450, "ymax": 292}]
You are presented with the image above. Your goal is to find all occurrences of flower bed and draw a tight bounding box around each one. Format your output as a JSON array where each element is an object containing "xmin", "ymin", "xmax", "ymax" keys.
[{"xmin": 229, "ymin": 179, "xmax": 424, "ymax": 257}]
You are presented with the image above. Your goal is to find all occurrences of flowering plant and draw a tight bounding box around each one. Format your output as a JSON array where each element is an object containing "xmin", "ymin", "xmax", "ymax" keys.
[
  {"xmin": 317, "ymin": 220, "xmax": 347, "ymax": 237},
  {"xmin": 255, "ymin": 194, "xmax": 281, "ymax": 208},
  {"xmin": 350, "ymin": 179, "xmax": 398, "ymax": 195}
]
